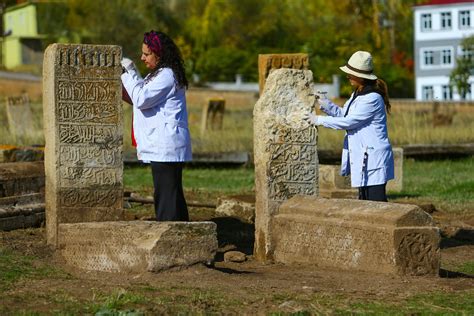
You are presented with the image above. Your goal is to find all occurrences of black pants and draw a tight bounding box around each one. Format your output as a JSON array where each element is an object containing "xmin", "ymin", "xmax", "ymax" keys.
[
  {"xmin": 151, "ymin": 162, "xmax": 189, "ymax": 221},
  {"xmin": 358, "ymin": 183, "xmax": 388, "ymax": 202}
]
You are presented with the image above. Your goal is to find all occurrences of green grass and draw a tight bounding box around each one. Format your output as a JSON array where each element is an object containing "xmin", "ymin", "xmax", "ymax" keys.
[
  {"xmin": 392, "ymin": 157, "xmax": 474, "ymax": 213},
  {"xmin": 124, "ymin": 165, "xmax": 255, "ymax": 196},
  {"xmin": 0, "ymin": 248, "xmax": 69, "ymax": 290},
  {"xmin": 124, "ymin": 157, "xmax": 474, "ymax": 213}
]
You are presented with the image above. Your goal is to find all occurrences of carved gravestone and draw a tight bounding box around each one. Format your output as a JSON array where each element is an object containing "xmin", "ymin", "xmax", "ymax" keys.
[
  {"xmin": 5, "ymin": 93, "xmax": 34, "ymax": 139},
  {"xmin": 43, "ymin": 44, "xmax": 123, "ymax": 246},
  {"xmin": 200, "ymin": 98, "xmax": 225, "ymax": 135},
  {"xmin": 253, "ymin": 68, "xmax": 318, "ymax": 262},
  {"xmin": 258, "ymin": 54, "xmax": 309, "ymax": 94},
  {"xmin": 272, "ymin": 196, "xmax": 440, "ymax": 276}
]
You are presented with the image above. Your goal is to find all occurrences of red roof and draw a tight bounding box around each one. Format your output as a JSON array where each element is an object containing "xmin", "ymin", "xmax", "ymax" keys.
[{"xmin": 416, "ymin": 0, "xmax": 474, "ymax": 6}]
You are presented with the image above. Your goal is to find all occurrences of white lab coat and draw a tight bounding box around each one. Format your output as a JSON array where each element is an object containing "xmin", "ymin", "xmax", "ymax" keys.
[
  {"xmin": 317, "ymin": 88, "xmax": 394, "ymax": 187},
  {"xmin": 121, "ymin": 67, "xmax": 192, "ymax": 162}
]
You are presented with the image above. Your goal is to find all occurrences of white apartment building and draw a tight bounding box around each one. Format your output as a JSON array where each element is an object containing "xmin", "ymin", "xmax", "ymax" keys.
[{"xmin": 414, "ymin": 0, "xmax": 474, "ymax": 101}]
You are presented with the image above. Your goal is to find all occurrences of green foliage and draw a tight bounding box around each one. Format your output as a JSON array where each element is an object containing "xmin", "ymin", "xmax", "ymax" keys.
[
  {"xmin": 17, "ymin": 0, "xmax": 423, "ymax": 97},
  {"xmin": 195, "ymin": 47, "xmax": 249, "ymax": 82},
  {"xmin": 450, "ymin": 35, "xmax": 474, "ymax": 100}
]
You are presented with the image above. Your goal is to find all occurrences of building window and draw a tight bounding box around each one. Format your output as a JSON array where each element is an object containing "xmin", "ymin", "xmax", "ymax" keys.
[
  {"xmin": 459, "ymin": 10, "xmax": 471, "ymax": 28},
  {"xmin": 422, "ymin": 86, "xmax": 434, "ymax": 100},
  {"xmin": 441, "ymin": 12, "xmax": 452, "ymax": 29},
  {"xmin": 460, "ymin": 47, "xmax": 473, "ymax": 60},
  {"xmin": 442, "ymin": 85, "xmax": 453, "ymax": 100},
  {"xmin": 424, "ymin": 51, "xmax": 434, "ymax": 65},
  {"xmin": 421, "ymin": 13, "xmax": 432, "ymax": 31},
  {"xmin": 441, "ymin": 49, "xmax": 452, "ymax": 65}
]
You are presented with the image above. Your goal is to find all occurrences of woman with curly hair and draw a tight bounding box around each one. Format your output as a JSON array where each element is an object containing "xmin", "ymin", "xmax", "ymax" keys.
[{"xmin": 121, "ymin": 30, "xmax": 192, "ymax": 221}]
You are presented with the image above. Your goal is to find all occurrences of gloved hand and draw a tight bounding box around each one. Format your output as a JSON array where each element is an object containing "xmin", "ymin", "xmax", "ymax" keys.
[
  {"xmin": 303, "ymin": 112, "xmax": 319, "ymax": 126},
  {"xmin": 315, "ymin": 91, "xmax": 330, "ymax": 108},
  {"xmin": 121, "ymin": 57, "xmax": 137, "ymax": 73}
]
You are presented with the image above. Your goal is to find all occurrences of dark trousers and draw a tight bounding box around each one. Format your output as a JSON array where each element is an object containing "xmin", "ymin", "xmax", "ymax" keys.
[
  {"xmin": 358, "ymin": 183, "xmax": 388, "ymax": 202},
  {"xmin": 151, "ymin": 162, "xmax": 189, "ymax": 221}
]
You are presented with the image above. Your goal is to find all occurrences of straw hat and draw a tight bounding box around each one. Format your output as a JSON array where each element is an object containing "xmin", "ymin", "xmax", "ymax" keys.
[{"xmin": 339, "ymin": 51, "xmax": 377, "ymax": 80}]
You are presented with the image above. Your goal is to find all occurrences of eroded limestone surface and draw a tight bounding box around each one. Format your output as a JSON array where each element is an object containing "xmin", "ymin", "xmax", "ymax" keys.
[
  {"xmin": 43, "ymin": 44, "xmax": 123, "ymax": 246},
  {"xmin": 272, "ymin": 196, "xmax": 440, "ymax": 276},
  {"xmin": 253, "ymin": 68, "xmax": 318, "ymax": 262},
  {"xmin": 58, "ymin": 221, "xmax": 218, "ymax": 273}
]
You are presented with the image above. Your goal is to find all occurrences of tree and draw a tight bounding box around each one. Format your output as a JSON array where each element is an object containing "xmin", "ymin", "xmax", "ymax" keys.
[{"xmin": 450, "ymin": 35, "xmax": 474, "ymax": 100}]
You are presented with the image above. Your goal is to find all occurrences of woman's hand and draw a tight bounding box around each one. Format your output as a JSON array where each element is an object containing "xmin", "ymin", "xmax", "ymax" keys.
[
  {"xmin": 121, "ymin": 58, "xmax": 137, "ymax": 73},
  {"xmin": 315, "ymin": 91, "xmax": 330, "ymax": 108},
  {"xmin": 303, "ymin": 112, "xmax": 320, "ymax": 126}
]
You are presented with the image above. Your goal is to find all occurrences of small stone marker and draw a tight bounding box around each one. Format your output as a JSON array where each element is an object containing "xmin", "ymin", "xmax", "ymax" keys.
[
  {"xmin": 387, "ymin": 147, "xmax": 403, "ymax": 192},
  {"xmin": 272, "ymin": 195, "xmax": 440, "ymax": 276},
  {"xmin": 58, "ymin": 221, "xmax": 218, "ymax": 273},
  {"xmin": 258, "ymin": 54, "xmax": 309, "ymax": 94},
  {"xmin": 318, "ymin": 164, "xmax": 357, "ymax": 198},
  {"xmin": 5, "ymin": 93, "xmax": 34, "ymax": 139},
  {"xmin": 215, "ymin": 194, "xmax": 255, "ymax": 223},
  {"xmin": 200, "ymin": 97, "xmax": 225, "ymax": 135},
  {"xmin": 43, "ymin": 44, "xmax": 123, "ymax": 246},
  {"xmin": 253, "ymin": 68, "xmax": 318, "ymax": 262}
]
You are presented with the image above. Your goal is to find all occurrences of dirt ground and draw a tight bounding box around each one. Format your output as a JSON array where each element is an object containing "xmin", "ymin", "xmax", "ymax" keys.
[{"xmin": 1, "ymin": 199, "xmax": 473, "ymax": 315}]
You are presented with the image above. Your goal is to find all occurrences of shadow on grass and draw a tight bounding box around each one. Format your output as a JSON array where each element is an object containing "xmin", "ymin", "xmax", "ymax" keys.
[
  {"xmin": 387, "ymin": 193, "xmax": 422, "ymax": 199},
  {"xmin": 439, "ymin": 268, "xmax": 474, "ymax": 279}
]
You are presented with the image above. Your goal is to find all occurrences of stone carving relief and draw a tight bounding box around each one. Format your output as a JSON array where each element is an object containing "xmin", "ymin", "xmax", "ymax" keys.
[{"xmin": 397, "ymin": 232, "xmax": 439, "ymax": 275}]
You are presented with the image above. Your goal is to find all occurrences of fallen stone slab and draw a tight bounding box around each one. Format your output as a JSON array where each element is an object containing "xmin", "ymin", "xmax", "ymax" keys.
[
  {"xmin": 0, "ymin": 204, "xmax": 45, "ymax": 231},
  {"xmin": 0, "ymin": 161, "xmax": 45, "ymax": 197},
  {"xmin": 272, "ymin": 195, "xmax": 440, "ymax": 276},
  {"xmin": 58, "ymin": 221, "xmax": 218, "ymax": 273}
]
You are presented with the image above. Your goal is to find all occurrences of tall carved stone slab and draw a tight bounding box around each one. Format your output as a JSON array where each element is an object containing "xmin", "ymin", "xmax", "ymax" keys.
[
  {"xmin": 253, "ymin": 68, "xmax": 318, "ymax": 262},
  {"xmin": 43, "ymin": 44, "xmax": 123, "ymax": 246},
  {"xmin": 273, "ymin": 196, "xmax": 440, "ymax": 276},
  {"xmin": 258, "ymin": 54, "xmax": 309, "ymax": 94}
]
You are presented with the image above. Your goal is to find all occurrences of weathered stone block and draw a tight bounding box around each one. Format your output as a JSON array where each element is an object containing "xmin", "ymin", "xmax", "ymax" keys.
[
  {"xmin": 272, "ymin": 195, "xmax": 440, "ymax": 276},
  {"xmin": 258, "ymin": 54, "xmax": 309, "ymax": 94},
  {"xmin": 5, "ymin": 93, "xmax": 34, "ymax": 139},
  {"xmin": 43, "ymin": 44, "xmax": 123, "ymax": 246},
  {"xmin": 318, "ymin": 164, "xmax": 357, "ymax": 198},
  {"xmin": 200, "ymin": 98, "xmax": 225, "ymax": 135},
  {"xmin": 253, "ymin": 68, "xmax": 318, "ymax": 262},
  {"xmin": 215, "ymin": 194, "xmax": 255, "ymax": 223},
  {"xmin": 58, "ymin": 221, "xmax": 218, "ymax": 273},
  {"xmin": 0, "ymin": 145, "xmax": 44, "ymax": 163},
  {"xmin": 0, "ymin": 161, "xmax": 45, "ymax": 197}
]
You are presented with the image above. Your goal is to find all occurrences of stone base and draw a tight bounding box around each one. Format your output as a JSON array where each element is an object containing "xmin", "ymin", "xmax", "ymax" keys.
[
  {"xmin": 272, "ymin": 196, "xmax": 440, "ymax": 276},
  {"xmin": 58, "ymin": 221, "xmax": 218, "ymax": 273},
  {"xmin": 319, "ymin": 189, "xmax": 357, "ymax": 199}
]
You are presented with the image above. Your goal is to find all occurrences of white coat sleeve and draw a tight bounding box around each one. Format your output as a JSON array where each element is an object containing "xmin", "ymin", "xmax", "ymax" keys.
[
  {"xmin": 320, "ymin": 99, "xmax": 344, "ymax": 117},
  {"xmin": 317, "ymin": 96, "xmax": 378, "ymax": 130},
  {"xmin": 121, "ymin": 70, "xmax": 174, "ymax": 110}
]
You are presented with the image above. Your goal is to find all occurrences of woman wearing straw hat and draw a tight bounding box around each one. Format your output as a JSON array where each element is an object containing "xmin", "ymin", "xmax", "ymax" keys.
[{"xmin": 305, "ymin": 50, "xmax": 394, "ymax": 201}]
